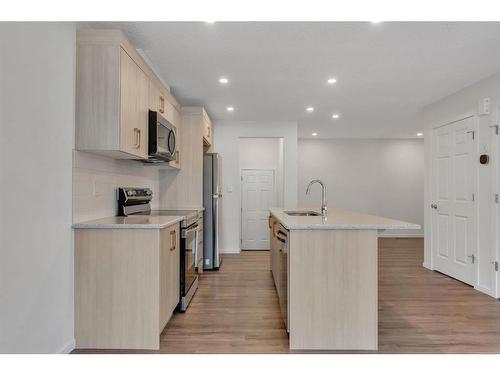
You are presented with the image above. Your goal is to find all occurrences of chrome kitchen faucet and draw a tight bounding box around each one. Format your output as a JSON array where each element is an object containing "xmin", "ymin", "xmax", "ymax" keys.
[{"xmin": 306, "ymin": 179, "xmax": 327, "ymax": 217}]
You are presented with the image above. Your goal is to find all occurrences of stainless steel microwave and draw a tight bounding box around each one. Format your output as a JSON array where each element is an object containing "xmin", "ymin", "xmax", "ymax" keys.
[{"xmin": 146, "ymin": 110, "xmax": 177, "ymax": 163}]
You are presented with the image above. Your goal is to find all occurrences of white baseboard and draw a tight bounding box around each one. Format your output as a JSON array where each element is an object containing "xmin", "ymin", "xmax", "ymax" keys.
[
  {"xmin": 220, "ymin": 248, "xmax": 241, "ymax": 254},
  {"xmin": 474, "ymin": 285, "xmax": 498, "ymax": 299},
  {"xmin": 422, "ymin": 262, "xmax": 433, "ymax": 270},
  {"xmin": 58, "ymin": 338, "xmax": 75, "ymax": 354}
]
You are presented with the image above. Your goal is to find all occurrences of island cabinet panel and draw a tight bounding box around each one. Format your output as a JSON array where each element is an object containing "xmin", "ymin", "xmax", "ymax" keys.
[
  {"xmin": 288, "ymin": 229, "xmax": 378, "ymax": 351},
  {"xmin": 269, "ymin": 216, "xmax": 280, "ymax": 289},
  {"xmin": 75, "ymin": 223, "xmax": 180, "ymax": 350}
]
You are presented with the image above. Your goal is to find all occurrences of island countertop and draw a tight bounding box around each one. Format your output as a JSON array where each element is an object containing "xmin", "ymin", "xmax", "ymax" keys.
[
  {"xmin": 72, "ymin": 214, "xmax": 184, "ymax": 229},
  {"xmin": 270, "ymin": 207, "xmax": 420, "ymax": 231}
]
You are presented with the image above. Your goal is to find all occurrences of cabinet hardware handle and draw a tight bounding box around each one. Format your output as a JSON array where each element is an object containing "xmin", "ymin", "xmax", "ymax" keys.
[
  {"xmin": 134, "ymin": 128, "xmax": 141, "ymax": 149},
  {"xmin": 170, "ymin": 230, "xmax": 176, "ymax": 251},
  {"xmin": 159, "ymin": 96, "xmax": 165, "ymax": 114}
]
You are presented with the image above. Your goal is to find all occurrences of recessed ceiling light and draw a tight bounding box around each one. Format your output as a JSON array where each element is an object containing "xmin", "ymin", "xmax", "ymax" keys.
[
  {"xmin": 327, "ymin": 78, "xmax": 337, "ymax": 84},
  {"xmin": 417, "ymin": 132, "xmax": 423, "ymax": 137},
  {"xmin": 306, "ymin": 107, "xmax": 314, "ymax": 112},
  {"xmin": 312, "ymin": 132, "xmax": 318, "ymax": 137},
  {"xmin": 226, "ymin": 106, "xmax": 234, "ymax": 112},
  {"xmin": 332, "ymin": 113, "xmax": 340, "ymax": 119},
  {"xmin": 219, "ymin": 77, "xmax": 229, "ymax": 84}
]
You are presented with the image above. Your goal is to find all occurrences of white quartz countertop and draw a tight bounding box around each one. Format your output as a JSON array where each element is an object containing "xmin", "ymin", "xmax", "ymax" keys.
[
  {"xmin": 270, "ymin": 207, "xmax": 421, "ymax": 231},
  {"xmin": 73, "ymin": 214, "xmax": 184, "ymax": 229}
]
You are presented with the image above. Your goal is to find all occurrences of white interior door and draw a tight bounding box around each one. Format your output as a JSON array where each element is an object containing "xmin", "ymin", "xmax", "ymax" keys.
[
  {"xmin": 432, "ymin": 116, "xmax": 476, "ymax": 285},
  {"xmin": 241, "ymin": 169, "xmax": 276, "ymax": 250}
]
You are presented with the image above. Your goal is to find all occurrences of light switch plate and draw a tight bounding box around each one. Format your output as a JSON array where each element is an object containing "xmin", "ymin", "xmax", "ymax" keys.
[
  {"xmin": 227, "ymin": 185, "xmax": 233, "ymax": 193},
  {"xmin": 478, "ymin": 97, "xmax": 491, "ymax": 116}
]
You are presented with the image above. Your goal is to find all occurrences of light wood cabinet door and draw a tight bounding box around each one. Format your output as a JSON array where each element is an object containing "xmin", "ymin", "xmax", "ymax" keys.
[
  {"xmin": 168, "ymin": 224, "xmax": 180, "ymax": 313},
  {"xmin": 202, "ymin": 111, "xmax": 213, "ymax": 147},
  {"xmin": 269, "ymin": 216, "xmax": 280, "ymax": 290},
  {"xmin": 120, "ymin": 48, "xmax": 149, "ymax": 159},
  {"xmin": 159, "ymin": 223, "xmax": 180, "ymax": 332},
  {"xmin": 149, "ymin": 82, "xmax": 161, "ymax": 112}
]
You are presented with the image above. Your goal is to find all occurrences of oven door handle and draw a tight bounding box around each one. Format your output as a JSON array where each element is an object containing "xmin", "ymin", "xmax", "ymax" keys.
[
  {"xmin": 193, "ymin": 229, "xmax": 199, "ymax": 268},
  {"xmin": 181, "ymin": 224, "xmax": 199, "ymax": 238}
]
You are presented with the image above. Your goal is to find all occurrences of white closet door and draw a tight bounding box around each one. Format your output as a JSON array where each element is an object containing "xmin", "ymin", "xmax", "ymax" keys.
[
  {"xmin": 241, "ymin": 169, "xmax": 276, "ymax": 250},
  {"xmin": 432, "ymin": 116, "xmax": 476, "ymax": 285}
]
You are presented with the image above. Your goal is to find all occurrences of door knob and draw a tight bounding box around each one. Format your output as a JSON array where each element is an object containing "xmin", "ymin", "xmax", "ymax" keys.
[{"xmin": 431, "ymin": 203, "xmax": 438, "ymax": 209}]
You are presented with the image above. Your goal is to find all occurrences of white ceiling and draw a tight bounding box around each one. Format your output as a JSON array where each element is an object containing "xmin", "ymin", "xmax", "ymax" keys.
[{"xmin": 91, "ymin": 22, "xmax": 500, "ymax": 139}]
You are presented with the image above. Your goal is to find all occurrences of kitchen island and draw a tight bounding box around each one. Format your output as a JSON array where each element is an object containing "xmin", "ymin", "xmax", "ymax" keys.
[{"xmin": 269, "ymin": 207, "xmax": 420, "ymax": 351}]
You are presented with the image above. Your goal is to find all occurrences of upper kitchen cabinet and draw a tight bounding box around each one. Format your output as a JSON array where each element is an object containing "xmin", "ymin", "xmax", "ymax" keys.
[
  {"xmin": 182, "ymin": 106, "xmax": 213, "ymax": 150},
  {"xmin": 202, "ymin": 108, "xmax": 214, "ymax": 150},
  {"xmin": 76, "ymin": 29, "xmax": 181, "ymax": 161},
  {"xmin": 119, "ymin": 49, "xmax": 149, "ymax": 159}
]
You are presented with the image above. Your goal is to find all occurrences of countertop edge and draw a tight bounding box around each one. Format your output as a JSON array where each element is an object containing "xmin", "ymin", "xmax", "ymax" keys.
[
  {"xmin": 270, "ymin": 208, "xmax": 421, "ymax": 231},
  {"xmin": 72, "ymin": 216, "xmax": 184, "ymax": 230}
]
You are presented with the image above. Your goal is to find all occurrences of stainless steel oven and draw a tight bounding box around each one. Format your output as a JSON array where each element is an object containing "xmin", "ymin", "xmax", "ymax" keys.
[
  {"xmin": 117, "ymin": 188, "xmax": 200, "ymax": 312},
  {"xmin": 146, "ymin": 110, "xmax": 176, "ymax": 163},
  {"xmin": 180, "ymin": 219, "xmax": 200, "ymax": 311}
]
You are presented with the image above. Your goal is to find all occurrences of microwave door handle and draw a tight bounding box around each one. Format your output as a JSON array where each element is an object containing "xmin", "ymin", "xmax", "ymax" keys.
[{"xmin": 168, "ymin": 129, "xmax": 176, "ymax": 155}]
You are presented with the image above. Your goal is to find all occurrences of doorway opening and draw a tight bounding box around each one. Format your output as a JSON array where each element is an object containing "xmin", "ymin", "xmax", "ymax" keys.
[{"xmin": 239, "ymin": 138, "xmax": 284, "ymax": 251}]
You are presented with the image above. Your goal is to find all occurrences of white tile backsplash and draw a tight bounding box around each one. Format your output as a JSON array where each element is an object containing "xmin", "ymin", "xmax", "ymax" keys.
[{"xmin": 72, "ymin": 150, "xmax": 160, "ymax": 223}]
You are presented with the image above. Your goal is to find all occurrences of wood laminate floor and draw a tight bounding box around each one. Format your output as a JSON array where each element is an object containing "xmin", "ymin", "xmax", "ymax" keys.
[{"xmin": 74, "ymin": 238, "xmax": 500, "ymax": 354}]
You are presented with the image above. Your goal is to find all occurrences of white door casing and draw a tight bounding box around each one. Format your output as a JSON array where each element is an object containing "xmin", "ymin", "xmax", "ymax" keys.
[
  {"xmin": 241, "ymin": 169, "xmax": 276, "ymax": 250},
  {"xmin": 431, "ymin": 116, "xmax": 476, "ymax": 286},
  {"xmin": 475, "ymin": 108, "xmax": 498, "ymax": 297}
]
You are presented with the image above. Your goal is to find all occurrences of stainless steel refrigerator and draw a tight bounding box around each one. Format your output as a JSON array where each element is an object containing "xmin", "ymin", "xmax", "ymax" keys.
[{"xmin": 203, "ymin": 153, "xmax": 222, "ymax": 270}]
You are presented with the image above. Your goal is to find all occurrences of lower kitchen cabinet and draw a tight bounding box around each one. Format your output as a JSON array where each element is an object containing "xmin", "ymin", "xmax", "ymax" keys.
[
  {"xmin": 269, "ymin": 216, "xmax": 280, "ymax": 289},
  {"xmin": 159, "ymin": 224, "xmax": 180, "ymax": 332},
  {"xmin": 269, "ymin": 216, "xmax": 289, "ymax": 331},
  {"xmin": 75, "ymin": 222, "xmax": 180, "ymax": 350}
]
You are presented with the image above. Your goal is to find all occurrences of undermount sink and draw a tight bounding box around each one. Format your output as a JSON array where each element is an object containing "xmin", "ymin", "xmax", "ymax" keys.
[{"xmin": 284, "ymin": 210, "xmax": 321, "ymax": 217}]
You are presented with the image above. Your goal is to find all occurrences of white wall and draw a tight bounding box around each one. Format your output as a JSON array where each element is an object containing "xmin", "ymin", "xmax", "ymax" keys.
[
  {"xmin": 239, "ymin": 138, "xmax": 284, "ymax": 206},
  {"xmin": 73, "ymin": 151, "xmax": 160, "ymax": 223},
  {"xmin": 213, "ymin": 121, "xmax": 298, "ymax": 253},
  {"xmin": 298, "ymin": 139, "xmax": 424, "ymax": 237},
  {"xmin": 0, "ymin": 23, "xmax": 76, "ymax": 353},
  {"xmin": 423, "ymin": 72, "xmax": 500, "ymax": 296}
]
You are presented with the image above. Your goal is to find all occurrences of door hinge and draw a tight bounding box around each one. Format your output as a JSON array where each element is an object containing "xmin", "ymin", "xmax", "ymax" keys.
[
  {"xmin": 495, "ymin": 193, "xmax": 499, "ymax": 203},
  {"xmin": 493, "ymin": 261, "xmax": 499, "ymax": 272},
  {"xmin": 467, "ymin": 130, "xmax": 475, "ymax": 140},
  {"xmin": 472, "ymin": 193, "xmax": 475, "ymax": 202},
  {"xmin": 489, "ymin": 125, "xmax": 499, "ymax": 135},
  {"xmin": 468, "ymin": 254, "xmax": 475, "ymax": 264}
]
